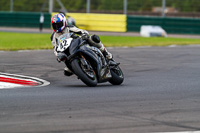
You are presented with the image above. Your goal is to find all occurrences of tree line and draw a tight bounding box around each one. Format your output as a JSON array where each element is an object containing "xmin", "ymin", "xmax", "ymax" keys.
[{"xmin": 0, "ymin": 0, "xmax": 200, "ymax": 13}]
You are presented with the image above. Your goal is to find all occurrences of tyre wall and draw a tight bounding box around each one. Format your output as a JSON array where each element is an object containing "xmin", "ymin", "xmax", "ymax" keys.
[
  {"xmin": 52, "ymin": 12, "xmax": 127, "ymax": 32},
  {"xmin": 0, "ymin": 12, "xmax": 51, "ymax": 28},
  {"xmin": 1, "ymin": 11, "xmax": 200, "ymax": 34},
  {"xmin": 127, "ymin": 15, "xmax": 200, "ymax": 34}
]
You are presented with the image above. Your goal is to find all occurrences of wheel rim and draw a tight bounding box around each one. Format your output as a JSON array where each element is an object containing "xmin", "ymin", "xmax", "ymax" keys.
[
  {"xmin": 80, "ymin": 60, "xmax": 96, "ymax": 80},
  {"xmin": 112, "ymin": 66, "xmax": 123, "ymax": 78}
]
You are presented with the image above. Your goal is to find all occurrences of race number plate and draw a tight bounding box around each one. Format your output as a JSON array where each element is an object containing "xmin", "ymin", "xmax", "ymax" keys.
[{"xmin": 57, "ymin": 38, "xmax": 73, "ymax": 52}]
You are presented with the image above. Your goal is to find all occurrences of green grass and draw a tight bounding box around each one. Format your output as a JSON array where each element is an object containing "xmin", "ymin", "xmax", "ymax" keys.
[
  {"xmin": 0, "ymin": 32, "xmax": 200, "ymax": 51},
  {"xmin": 101, "ymin": 36, "xmax": 200, "ymax": 47},
  {"xmin": 0, "ymin": 32, "xmax": 51, "ymax": 51}
]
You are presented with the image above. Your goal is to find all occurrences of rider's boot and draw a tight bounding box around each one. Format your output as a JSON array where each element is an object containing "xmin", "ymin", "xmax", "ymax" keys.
[
  {"xmin": 100, "ymin": 45, "xmax": 121, "ymax": 66},
  {"xmin": 64, "ymin": 66, "xmax": 73, "ymax": 76},
  {"xmin": 99, "ymin": 45, "xmax": 113, "ymax": 60}
]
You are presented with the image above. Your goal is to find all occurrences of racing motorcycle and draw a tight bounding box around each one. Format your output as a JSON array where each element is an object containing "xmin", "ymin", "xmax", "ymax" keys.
[{"xmin": 56, "ymin": 33, "xmax": 124, "ymax": 87}]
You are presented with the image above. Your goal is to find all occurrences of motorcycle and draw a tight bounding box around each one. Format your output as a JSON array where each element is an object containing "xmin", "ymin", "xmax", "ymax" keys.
[{"xmin": 56, "ymin": 33, "xmax": 124, "ymax": 87}]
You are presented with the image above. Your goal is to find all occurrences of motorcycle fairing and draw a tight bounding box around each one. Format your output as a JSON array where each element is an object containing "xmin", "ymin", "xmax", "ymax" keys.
[{"xmin": 68, "ymin": 38, "xmax": 111, "ymax": 83}]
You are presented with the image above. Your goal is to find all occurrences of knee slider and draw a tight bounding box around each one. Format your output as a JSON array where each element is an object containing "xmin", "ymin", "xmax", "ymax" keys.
[{"xmin": 91, "ymin": 35, "xmax": 101, "ymax": 43}]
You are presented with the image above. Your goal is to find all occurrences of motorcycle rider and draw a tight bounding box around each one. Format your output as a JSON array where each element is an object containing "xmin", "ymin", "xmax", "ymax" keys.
[{"xmin": 50, "ymin": 13, "xmax": 112, "ymax": 76}]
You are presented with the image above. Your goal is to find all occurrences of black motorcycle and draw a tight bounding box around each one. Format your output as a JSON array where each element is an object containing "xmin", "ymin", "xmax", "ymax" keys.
[{"xmin": 56, "ymin": 33, "xmax": 124, "ymax": 87}]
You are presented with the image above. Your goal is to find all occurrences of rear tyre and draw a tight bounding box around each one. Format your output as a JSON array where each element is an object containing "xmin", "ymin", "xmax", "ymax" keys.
[
  {"xmin": 109, "ymin": 66, "xmax": 124, "ymax": 85},
  {"xmin": 71, "ymin": 59, "xmax": 97, "ymax": 87}
]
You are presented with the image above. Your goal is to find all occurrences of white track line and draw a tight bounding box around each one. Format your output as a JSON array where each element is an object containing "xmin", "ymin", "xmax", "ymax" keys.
[{"xmin": 155, "ymin": 131, "xmax": 200, "ymax": 133}]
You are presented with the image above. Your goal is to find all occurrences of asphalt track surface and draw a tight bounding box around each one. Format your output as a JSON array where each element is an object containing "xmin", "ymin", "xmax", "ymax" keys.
[{"xmin": 1, "ymin": 46, "xmax": 200, "ymax": 133}]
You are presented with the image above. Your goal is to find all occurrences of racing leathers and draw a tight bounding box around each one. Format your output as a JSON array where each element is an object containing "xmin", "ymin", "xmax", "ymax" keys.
[{"xmin": 50, "ymin": 25, "xmax": 112, "ymax": 76}]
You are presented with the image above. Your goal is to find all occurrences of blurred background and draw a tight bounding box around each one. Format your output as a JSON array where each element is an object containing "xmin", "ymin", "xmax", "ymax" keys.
[
  {"xmin": 0, "ymin": 0, "xmax": 200, "ymax": 34},
  {"xmin": 2, "ymin": 0, "xmax": 200, "ymax": 17}
]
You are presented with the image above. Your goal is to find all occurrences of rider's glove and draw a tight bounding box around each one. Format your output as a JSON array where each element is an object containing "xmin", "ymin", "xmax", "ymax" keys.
[{"xmin": 57, "ymin": 52, "xmax": 67, "ymax": 62}]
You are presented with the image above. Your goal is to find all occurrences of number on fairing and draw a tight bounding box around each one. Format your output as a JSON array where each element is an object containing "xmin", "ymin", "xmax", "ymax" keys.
[{"xmin": 57, "ymin": 38, "xmax": 73, "ymax": 52}]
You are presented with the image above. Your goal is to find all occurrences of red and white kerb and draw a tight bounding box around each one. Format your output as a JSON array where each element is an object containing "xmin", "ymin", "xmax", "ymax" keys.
[{"xmin": 0, "ymin": 73, "xmax": 50, "ymax": 89}]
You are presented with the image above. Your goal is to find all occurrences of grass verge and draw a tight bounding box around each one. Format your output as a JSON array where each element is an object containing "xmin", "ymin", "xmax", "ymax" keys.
[{"xmin": 0, "ymin": 32, "xmax": 200, "ymax": 51}]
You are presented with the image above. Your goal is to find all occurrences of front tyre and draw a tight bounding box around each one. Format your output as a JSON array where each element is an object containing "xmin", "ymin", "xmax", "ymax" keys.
[
  {"xmin": 71, "ymin": 59, "xmax": 97, "ymax": 87},
  {"xmin": 109, "ymin": 66, "xmax": 124, "ymax": 85}
]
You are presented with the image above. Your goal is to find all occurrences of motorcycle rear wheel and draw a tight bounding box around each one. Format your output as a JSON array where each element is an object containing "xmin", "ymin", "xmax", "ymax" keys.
[
  {"xmin": 71, "ymin": 59, "xmax": 97, "ymax": 87},
  {"xmin": 109, "ymin": 66, "xmax": 124, "ymax": 85}
]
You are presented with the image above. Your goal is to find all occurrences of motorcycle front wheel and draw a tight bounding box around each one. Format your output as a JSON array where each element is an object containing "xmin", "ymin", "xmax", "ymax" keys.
[{"xmin": 71, "ymin": 59, "xmax": 97, "ymax": 87}]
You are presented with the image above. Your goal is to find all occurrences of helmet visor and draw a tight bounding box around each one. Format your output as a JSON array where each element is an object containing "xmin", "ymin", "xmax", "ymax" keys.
[{"xmin": 52, "ymin": 21, "xmax": 63, "ymax": 31}]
